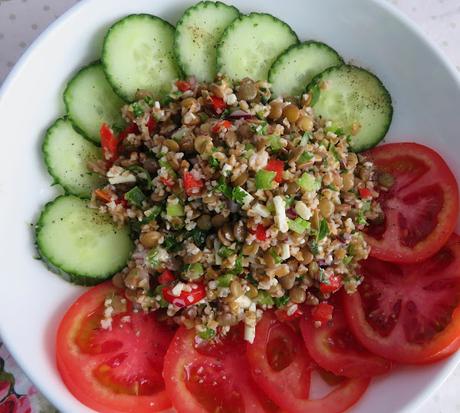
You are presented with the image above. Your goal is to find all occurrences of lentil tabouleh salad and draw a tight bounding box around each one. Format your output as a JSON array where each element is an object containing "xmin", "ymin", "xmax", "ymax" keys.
[{"xmin": 34, "ymin": 1, "xmax": 460, "ymax": 413}]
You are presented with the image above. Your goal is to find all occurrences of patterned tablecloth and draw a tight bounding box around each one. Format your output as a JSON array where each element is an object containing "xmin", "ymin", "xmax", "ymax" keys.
[{"xmin": 0, "ymin": 0, "xmax": 460, "ymax": 412}]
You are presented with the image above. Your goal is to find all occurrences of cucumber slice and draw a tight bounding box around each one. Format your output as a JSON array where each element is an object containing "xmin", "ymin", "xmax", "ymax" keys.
[
  {"xmin": 64, "ymin": 62, "xmax": 124, "ymax": 143},
  {"xmin": 269, "ymin": 41, "xmax": 343, "ymax": 98},
  {"xmin": 42, "ymin": 118, "xmax": 105, "ymax": 198},
  {"xmin": 217, "ymin": 13, "xmax": 298, "ymax": 82},
  {"xmin": 175, "ymin": 1, "xmax": 239, "ymax": 82},
  {"xmin": 307, "ymin": 65, "xmax": 393, "ymax": 152},
  {"xmin": 102, "ymin": 14, "xmax": 181, "ymax": 102},
  {"xmin": 36, "ymin": 195, "xmax": 133, "ymax": 285}
]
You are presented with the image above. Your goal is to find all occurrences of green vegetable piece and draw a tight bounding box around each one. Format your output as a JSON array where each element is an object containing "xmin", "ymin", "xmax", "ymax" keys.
[
  {"xmin": 217, "ymin": 273, "xmax": 233, "ymax": 288},
  {"xmin": 132, "ymin": 102, "xmax": 145, "ymax": 117},
  {"xmin": 300, "ymin": 132, "xmax": 311, "ymax": 145},
  {"xmin": 166, "ymin": 200, "xmax": 184, "ymax": 217},
  {"xmin": 270, "ymin": 248, "xmax": 282, "ymax": 264},
  {"xmin": 309, "ymin": 240, "xmax": 320, "ymax": 255},
  {"xmin": 147, "ymin": 248, "xmax": 160, "ymax": 269},
  {"xmin": 199, "ymin": 328, "xmax": 216, "ymax": 340},
  {"xmin": 143, "ymin": 205, "xmax": 162, "ymax": 223},
  {"xmin": 154, "ymin": 285, "xmax": 168, "ymax": 308},
  {"xmin": 274, "ymin": 295, "xmax": 290, "ymax": 308},
  {"xmin": 257, "ymin": 290, "xmax": 274, "ymax": 306},
  {"xmin": 189, "ymin": 228, "xmax": 208, "ymax": 248},
  {"xmin": 215, "ymin": 176, "xmax": 233, "ymax": 199},
  {"xmin": 231, "ymin": 255, "xmax": 244, "ymax": 275},
  {"xmin": 124, "ymin": 186, "xmax": 146, "ymax": 207},
  {"xmin": 267, "ymin": 135, "xmax": 282, "ymax": 151},
  {"xmin": 232, "ymin": 186, "xmax": 252, "ymax": 205},
  {"xmin": 164, "ymin": 235, "xmax": 182, "ymax": 252},
  {"xmin": 357, "ymin": 210, "xmax": 367, "ymax": 225},
  {"xmin": 298, "ymin": 151, "xmax": 314, "ymax": 164},
  {"xmin": 297, "ymin": 172, "xmax": 319, "ymax": 192},
  {"xmin": 144, "ymin": 95, "xmax": 155, "ymax": 107},
  {"xmin": 343, "ymin": 255, "xmax": 353, "ymax": 265},
  {"xmin": 209, "ymin": 157, "xmax": 220, "ymax": 168},
  {"xmin": 288, "ymin": 217, "xmax": 311, "ymax": 234},
  {"xmin": 329, "ymin": 144, "xmax": 341, "ymax": 162},
  {"xmin": 218, "ymin": 246, "xmax": 236, "ymax": 258},
  {"xmin": 317, "ymin": 218, "xmax": 330, "ymax": 241},
  {"xmin": 255, "ymin": 170, "xmax": 276, "ymax": 190},
  {"xmin": 183, "ymin": 263, "xmax": 204, "ymax": 280}
]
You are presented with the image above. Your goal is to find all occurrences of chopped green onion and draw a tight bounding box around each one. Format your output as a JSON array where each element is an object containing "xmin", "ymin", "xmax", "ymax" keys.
[
  {"xmin": 274, "ymin": 295, "xmax": 290, "ymax": 308},
  {"xmin": 284, "ymin": 196, "xmax": 295, "ymax": 207},
  {"xmin": 183, "ymin": 263, "xmax": 204, "ymax": 280},
  {"xmin": 143, "ymin": 205, "xmax": 162, "ymax": 223},
  {"xmin": 198, "ymin": 328, "xmax": 216, "ymax": 340},
  {"xmin": 144, "ymin": 96, "xmax": 154, "ymax": 107},
  {"xmin": 255, "ymin": 170, "xmax": 276, "ymax": 190},
  {"xmin": 166, "ymin": 200, "xmax": 184, "ymax": 217},
  {"xmin": 231, "ymin": 255, "xmax": 244, "ymax": 275},
  {"xmin": 317, "ymin": 218, "xmax": 330, "ymax": 241},
  {"xmin": 329, "ymin": 145, "xmax": 341, "ymax": 162},
  {"xmin": 357, "ymin": 210, "xmax": 367, "ymax": 225},
  {"xmin": 209, "ymin": 157, "xmax": 220, "ymax": 168},
  {"xmin": 124, "ymin": 186, "xmax": 146, "ymax": 207},
  {"xmin": 298, "ymin": 151, "xmax": 314, "ymax": 164},
  {"xmin": 257, "ymin": 291, "xmax": 274, "ymax": 306},
  {"xmin": 147, "ymin": 248, "xmax": 160, "ymax": 268},
  {"xmin": 132, "ymin": 102, "xmax": 145, "ymax": 117},
  {"xmin": 217, "ymin": 273, "xmax": 233, "ymax": 288},
  {"xmin": 160, "ymin": 96, "xmax": 174, "ymax": 106},
  {"xmin": 270, "ymin": 248, "xmax": 282, "ymax": 264},
  {"xmin": 218, "ymin": 246, "xmax": 236, "ymax": 258},
  {"xmin": 159, "ymin": 158, "xmax": 177, "ymax": 177},
  {"xmin": 297, "ymin": 172, "xmax": 319, "ymax": 192},
  {"xmin": 343, "ymin": 255, "xmax": 353, "ymax": 265},
  {"xmin": 300, "ymin": 132, "xmax": 312, "ymax": 145},
  {"xmin": 288, "ymin": 217, "xmax": 311, "ymax": 234},
  {"xmin": 267, "ymin": 135, "xmax": 282, "ymax": 151}
]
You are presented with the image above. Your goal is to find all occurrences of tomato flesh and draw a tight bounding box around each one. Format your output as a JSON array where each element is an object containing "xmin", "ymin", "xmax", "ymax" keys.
[
  {"xmin": 246, "ymin": 312, "xmax": 369, "ymax": 413},
  {"xmin": 300, "ymin": 296, "xmax": 392, "ymax": 378},
  {"xmin": 56, "ymin": 282, "xmax": 175, "ymax": 413},
  {"xmin": 343, "ymin": 234, "xmax": 460, "ymax": 364},
  {"xmin": 164, "ymin": 325, "xmax": 278, "ymax": 413},
  {"xmin": 365, "ymin": 143, "xmax": 459, "ymax": 263}
]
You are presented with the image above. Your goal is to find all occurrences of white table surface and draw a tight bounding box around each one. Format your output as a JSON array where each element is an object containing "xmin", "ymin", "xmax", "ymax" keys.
[{"xmin": 1, "ymin": 0, "xmax": 460, "ymax": 412}]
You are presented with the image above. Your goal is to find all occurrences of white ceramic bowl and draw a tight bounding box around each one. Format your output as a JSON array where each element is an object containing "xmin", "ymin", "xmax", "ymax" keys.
[{"xmin": 1, "ymin": 0, "xmax": 460, "ymax": 412}]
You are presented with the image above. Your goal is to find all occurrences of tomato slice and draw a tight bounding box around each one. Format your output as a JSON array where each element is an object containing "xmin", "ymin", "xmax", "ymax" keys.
[
  {"xmin": 246, "ymin": 312, "xmax": 369, "ymax": 413},
  {"xmin": 300, "ymin": 296, "xmax": 392, "ymax": 378},
  {"xmin": 343, "ymin": 234, "xmax": 460, "ymax": 364},
  {"xmin": 56, "ymin": 282, "xmax": 175, "ymax": 413},
  {"xmin": 163, "ymin": 325, "xmax": 279, "ymax": 413},
  {"xmin": 365, "ymin": 142, "xmax": 459, "ymax": 263}
]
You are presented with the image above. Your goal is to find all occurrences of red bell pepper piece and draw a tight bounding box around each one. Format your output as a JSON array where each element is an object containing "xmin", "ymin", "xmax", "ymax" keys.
[
  {"xmin": 359, "ymin": 187, "xmax": 372, "ymax": 199},
  {"xmin": 158, "ymin": 270, "xmax": 176, "ymax": 285},
  {"xmin": 160, "ymin": 176, "xmax": 175, "ymax": 188},
  {"xmin": 319, "ymin": 274, "xmax": 342, "ymax": 294},
  {"xmin": 162, "ymin": 283, "xmax": 206, "ymax": 308},
  {"xmin": 254, "ymin": 224, "xmax": 267, "ymax": 241},
  {"xmin": 265, "ymin": 159, "xmax": 285, "ymax": 183},
  {"xmin": 210, "ymin": 96, "xmax": 226, "ymax": 115},
  {"xmin": 100, "ymin": 123, "xmax": 119, "ymax": 161},
  {"xmin": 176, "ymin": 80, "xmax": 191, "ymax": 92},
  {"xmin": 183, "ymin": 171, "xmax": 204, "ymax": 196},
  {"xmin": 211, "ymin": 120, "xmax": 232, "ymax": 133}
]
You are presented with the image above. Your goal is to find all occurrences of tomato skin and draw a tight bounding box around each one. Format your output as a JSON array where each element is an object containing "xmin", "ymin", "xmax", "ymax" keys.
[
  {"xmin": 358, "ymin": 187, "xmax": 372, "ymax": 199},
  {"xmin": 300, "ymin": 296, "xmax": 392, "ymax": 378},
  {"xmin": 275, "ymin": 307, "xmax": 303, "ymax": 322},
  {"xmin": 158, "ymin": 270, "xmax": 176, "ymax": 285},
  {"xmin": 343, "ymin": 234, "xmax": 460, "ymax": 364},
  {"xmin": 365, "ymin": 142, "xmax": 459, "ymax": 263},
  {"xmin": 265, "ymin": 159, "xmax": 284, "ymax": 183},
  {"xmin": 163, "ymin": 326, "xmax": 274, "ymax": 413},
  {"xmin": 254, "ymin": 224, "xmax": 267, "ymax": 241},
  {"xmin": 311, "ymin": 303, "xmax": 334, "ymax": 325},
  {"xmin": 56, "ymin": 282, "xmax": 173, "ymax": 413},
  {"xmin": 246, "ymin": 311, "xmax": 369, "ymax": 413}
]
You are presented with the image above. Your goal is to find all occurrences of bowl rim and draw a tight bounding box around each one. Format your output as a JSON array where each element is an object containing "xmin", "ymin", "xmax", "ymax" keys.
[{"xmin": 0, "ymin": 0, "xmax": 459, "ymax": 412}]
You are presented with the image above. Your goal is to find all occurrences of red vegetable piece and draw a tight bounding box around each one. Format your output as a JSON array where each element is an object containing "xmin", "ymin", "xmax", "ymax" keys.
[
  {"xmin": 183, "ymin": 172, "xmax": 204, "ymax": 196},
  {"xmin": 176, "ymin": 80, "xmax": 191, "ymax": 92},
  {"xmin": 147, "ymin": 116, "xmax": 157, "ymax": 133},
  {"xmin": 320, "ymin": 274, "xmax": 342, "ymax": 294},
  {"xmin": 100, "ymin": 123, "xmax": 119, "ymax": 161},
  {"xmin": 254, "ymin": 224, "xmax": 267, "ymax": 241},
  {"xmin": 159, "ymin": 270, "xmax": 176, "ymax": 285},
  {"xmin": 311, "ymin": 303, "xmax": 334, "ymax": 325},
  {"xmin": 266, "ymin": 159, "xmax": 284, "ymax": 183},
  {"xmin": 212, "ymin": 120, "xmax": 232, "ymax": 133},
  {"xmin": 210, "ymin": 96, "xmax": 226, "ymax": 115},
  {"xmin": 160, "ymin": 177, "xmax": 175, "ymax": 188},
  {"xmin": 163, "ymin": 283, "xmax": 206, "ymax": 308},
  {"xmin": 358, "ymin": 187, "xmax": 372, "ymax": 199},
  {"xmin": 118, "ymin": 122, "xmax": 139, "ymax": 142},
  {"xmin": 275, "ymin": 307, "xmax": 303, "ymax": 322}
]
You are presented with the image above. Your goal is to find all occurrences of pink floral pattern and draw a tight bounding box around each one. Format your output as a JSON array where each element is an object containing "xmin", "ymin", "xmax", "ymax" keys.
[{"xmin": 0, "ymin": 344, "xmax": 55, "ymax": 413}]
